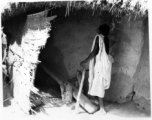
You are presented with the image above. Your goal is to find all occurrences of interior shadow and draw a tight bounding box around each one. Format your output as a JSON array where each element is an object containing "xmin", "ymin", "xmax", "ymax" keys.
[
  {"xmin": 2, "ymin": 13, "xmax": 27, "ymax": 45},
  {"xmin": 34, "ymin": 63, "xmax": 61, "ymax": 98},
  {"xmin": 34, "ymin": 21, "xmax": 70, "ymax": 97}
]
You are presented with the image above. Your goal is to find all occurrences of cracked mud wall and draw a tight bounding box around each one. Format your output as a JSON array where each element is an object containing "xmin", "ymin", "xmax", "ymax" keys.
[
  {"xmin": 41, "ymin": 9, "xmax": 102, "ymax": 80},
  {"xmin": 48, "ymin": 10, "xmax": 150, "ymax": 112},
  {"xmin": 133, "ymin": 17, "xmax": 150, "ymax": 112},
  {"xmin": 104, "ymin": 15, "xmax": 144, "ymax": 102},
  {"xmin": 104, "ymin": 15, "xmax": 150, "ymax": 113}
]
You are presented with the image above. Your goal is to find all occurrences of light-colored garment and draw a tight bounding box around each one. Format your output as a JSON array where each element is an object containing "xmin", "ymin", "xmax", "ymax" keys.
[{"xmin": 88, "ymin": 34, "xmax": 114, "ymax": 98}]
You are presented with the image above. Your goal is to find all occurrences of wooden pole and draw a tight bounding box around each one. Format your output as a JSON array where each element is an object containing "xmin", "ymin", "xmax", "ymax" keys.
[{"xmin": 75, "ymin": 69, "xmax": 86, "ymax": 113}]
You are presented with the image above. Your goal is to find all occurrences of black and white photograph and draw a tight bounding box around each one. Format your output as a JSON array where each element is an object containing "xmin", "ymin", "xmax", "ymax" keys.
[{"xmin": 1, "ymin": 0, "xmax": 151, "ymax": 119}]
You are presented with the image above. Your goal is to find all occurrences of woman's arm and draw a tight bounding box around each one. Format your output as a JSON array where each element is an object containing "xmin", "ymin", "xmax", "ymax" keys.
[
  {"xmin": 84, "ymin": 37, "xmax": 99, "ymax": 63},
  {"xmin": 80, "ymin": 36, "xmax": 99, "ymax": 67}
]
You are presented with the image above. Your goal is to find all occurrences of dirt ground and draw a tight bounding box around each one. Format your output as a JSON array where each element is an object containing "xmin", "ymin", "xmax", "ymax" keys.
[
  {"xmin": 2, "ymin": 80, "xmax": 150, "ymax": 120},
  {"xmin": 2, "ymin": 77, "xmax": 151, "ymax": 120},
  {"xmin": 2, "ymin": 100, "xmax": 150, "ymax": 120}
]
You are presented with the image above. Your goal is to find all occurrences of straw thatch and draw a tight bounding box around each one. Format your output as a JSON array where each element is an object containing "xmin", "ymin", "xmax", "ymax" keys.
[
  {"xmin": 1, "ymin": 0, "xmax": 148, "ymax": 22},
  {"xmin": 3, "ymin": 10, "xmax": 57, "ymax": 114}
]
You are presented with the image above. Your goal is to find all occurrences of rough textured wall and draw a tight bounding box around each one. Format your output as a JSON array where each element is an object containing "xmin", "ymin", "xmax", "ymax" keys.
[
  {"xmin": 133, "ymin": 18, "xmax": 150, "ymax": 112},
  {"xmin": 44, "ymin": 10, "xmax": 150, "ymax": 112},
  {"xmin": 104, "ymin": 16, "xmax": 150, "ymax": 113},
  {"xmin": 105, "ymin": 16, "xmax": 144, "ymax": 103},
  {"xmin": 41, "ymin": 9, "xmax": 101, "ymax": 79}
]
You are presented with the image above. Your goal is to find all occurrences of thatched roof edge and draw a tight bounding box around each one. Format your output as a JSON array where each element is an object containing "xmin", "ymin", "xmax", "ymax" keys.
[{"xmin": 1, "ymin": 0, "xmax": 148, "ymax": 21}]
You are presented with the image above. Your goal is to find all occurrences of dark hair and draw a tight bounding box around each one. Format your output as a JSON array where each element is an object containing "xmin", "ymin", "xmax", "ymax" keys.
[
  {"xmin": 97, "ymin": 24, "xmax": 110, "ymax": 36},
  {"xmin": 97, "ymin": 24, "xmax": 110, "ymax": 54}
]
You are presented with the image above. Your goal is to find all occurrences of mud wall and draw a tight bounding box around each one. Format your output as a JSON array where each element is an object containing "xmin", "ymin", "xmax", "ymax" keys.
[
  {"xmin": 41, "ymin": 9, "xmax": 102, "ymax": 79},
  {"xmin": 104, "ymin": 15, "xmax": 150, "ymax": 113},
  {"xmin": 105, "ymin": 15, "xmax": 144, "ymax": 102},
  {"xmin": 133, "ymin": 17, "xmax": 150, "ymax": 112},
  {"xmin": 44, "ymin": 10, "xmax": 150, "ymax": 112}
]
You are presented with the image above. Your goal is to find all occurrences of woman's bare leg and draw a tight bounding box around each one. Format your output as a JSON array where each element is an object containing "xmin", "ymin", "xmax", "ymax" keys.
[{"xmin": 95, "ymin": 97, "xmax": 106, "ymax": 115}]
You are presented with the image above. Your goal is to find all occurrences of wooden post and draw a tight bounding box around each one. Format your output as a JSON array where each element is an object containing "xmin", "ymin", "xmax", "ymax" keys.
[
  {"xmin": 75, "ymin": 69, "xmax": 86, "ymax": 113},
  {"xmin": 7, "ymin": 10, "xmax": 57, "ymax": 114}
]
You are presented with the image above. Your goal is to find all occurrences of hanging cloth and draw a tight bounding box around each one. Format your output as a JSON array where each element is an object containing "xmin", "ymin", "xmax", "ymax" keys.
[{"xmin": 88, "ymin": 34, "xmax": 113, "ymax": 98}]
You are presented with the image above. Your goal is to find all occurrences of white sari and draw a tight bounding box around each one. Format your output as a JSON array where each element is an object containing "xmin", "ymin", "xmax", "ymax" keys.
[{"xmin": 88, "ymin": 34, "xmax": 113, "ymax": 98}]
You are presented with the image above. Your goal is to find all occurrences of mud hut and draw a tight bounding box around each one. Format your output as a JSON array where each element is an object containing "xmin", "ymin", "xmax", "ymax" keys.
[{"xmin": 1, "ymin": 0, "xmax": 150, "ymax": 117}]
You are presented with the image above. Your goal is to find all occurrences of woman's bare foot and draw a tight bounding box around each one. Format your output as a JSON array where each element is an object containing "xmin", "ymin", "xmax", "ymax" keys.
[
  {"xmin": 94, "ymin": 108, "xmax": 106, "ymax": 115},
  {"xmin": 95, "ymin": 97, "xmax": 106, "ymax": 115}
]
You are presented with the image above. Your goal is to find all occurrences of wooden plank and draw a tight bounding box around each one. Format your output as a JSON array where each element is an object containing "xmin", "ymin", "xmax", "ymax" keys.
[
  {"xmin": 75, "ymin": 69, "xmax": 86, "ymax": 113},
  {"xmin": 73, "ymin": 87, "xmax": 98, "ymax": 114}
]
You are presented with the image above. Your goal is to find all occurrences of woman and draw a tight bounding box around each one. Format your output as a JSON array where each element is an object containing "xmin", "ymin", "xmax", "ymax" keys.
[{"xmin": 80, "ymin": 24, "xmax": 113, "ymax": 114}]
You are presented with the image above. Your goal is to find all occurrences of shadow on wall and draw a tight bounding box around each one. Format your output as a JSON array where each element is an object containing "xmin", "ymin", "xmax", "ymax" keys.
[
  {"xmin": 2, "ymin": 14, "xmax": 27, "ymax": 45},
  {"xmin": 34, "ymin": 63, "xmax": 61, "ymax": 97},
  {"xmin": 38, "ymin": 26, "xmax": 70, "ymax": 80},
  {"xmin": 34, "ymin": 23, "xmax": 69, "ymax": 93},
  {"xmin": 34, "ymin": 8, "xmax": 118, "ymax": 97}
]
